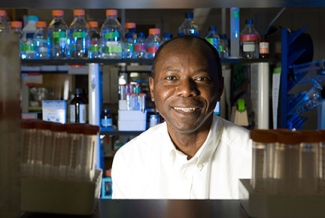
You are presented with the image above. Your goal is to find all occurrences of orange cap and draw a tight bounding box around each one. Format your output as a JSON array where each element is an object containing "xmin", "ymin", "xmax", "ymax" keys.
[
  {"xmin": 125, "ymin": 22, "xmax": 136, "ymax": 29},
  {"xmin": 0, "ymin": 10, "xmax": 7, "ymax": 16},
  {"xmin": 88, "ymin": 21, "xmax": 98, "ymax": 28},
  {"xmin": 149, "ymin": 28, "xmax": 160, "ymax": 35},
  {"xmin": 11, "ymin": 21, "xmax": 22, "ymax": 28},
  {"xmin": 52, "ymin": 10, "xmax": 64, "ymax": 17},
  {"xmin": 106, "ymin": 9, "xmax": 117, "ymax": 16},
  {"xmin": 74, "ymin": 9, "xmax": 85, "ymax": 16},
  {"xmin": 36, "ymin": 21, "xmax": 46, "ymax": 28}
]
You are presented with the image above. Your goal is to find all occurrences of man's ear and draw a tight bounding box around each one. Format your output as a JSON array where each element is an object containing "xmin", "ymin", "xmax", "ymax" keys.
[{"xmin": 149, "ymin": 76, "xmax": 155, "ymax": 102}]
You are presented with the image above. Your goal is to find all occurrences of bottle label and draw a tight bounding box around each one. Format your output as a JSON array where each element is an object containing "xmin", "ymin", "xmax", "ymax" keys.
[
  {"xmin": 134, "ymin": 44, "xmax": 146, "ymax": 51},
  {"xmin": 101, "ymin": 118, "xmax": 112, "ymax": 127},
  {"xmin": 89, "ymin": 45, "xmax": 99, "ymax": 52},
  {"xmin": 104, "ymin": 32, "xmax": 120, "ymax": 40},
  {"xmin": 72, "ymin": 31, "xmax": 86, "ymax": 38},
  {"xmin": 240, "ymin": 34, "xmax": 259, "ymax": 42},
  {"xmin": 105, "ymin": 41, "xmax": 122, "ymax": 53},
  {"xmin": 243, "ymin": 41, "xmax": 256, "ymax": 52},
  {"xmin": 259, "ymin": 42, "xmax": 269, "ymax": 54},
  {"xmin": 22, "ymin": 44, "xmax": 36, "ymax": 52},
  {"xmin": 219, "ymin": 45, "xmax": 225, "ymax": 52},
  {"xmin": 69, "ymin": 104, "xmax": 86, "ymax": 123},
  {"xmin": 53, "ymin": 31, "xmax": 67, "ymax": 46},
  {"xmin": 127, "ymin": 43, "xmax": 134, "ymax": 52},
  {"xmin": 147, "ymin": 46, "xmax": 158, "ymax": 54}
]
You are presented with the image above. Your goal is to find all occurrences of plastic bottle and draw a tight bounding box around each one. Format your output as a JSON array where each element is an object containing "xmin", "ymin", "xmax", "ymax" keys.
[
  {"xmin": 205, "ymin": 25, "xmax": 220, "ymax": 53},
  {"xmin": 34, "ymin": 21, "xmax": 49, "ymax": 59},
  {"xmin": 48, "ymin": 10, "xmax": 69, "ymax": 58},
  {"xmin": 69, "ymin": 9, "xmax": 88, "ymax": 58},
  {"xmin": 219, "ymin": 33, "xmax": 229, "ymax": 58},
  {"xmin": 86, "ymin": 21, "xmax": 101, "ymax": 59},
  {"xmin": 10, "ymin": 21, "xmax": 23, "ymax": 58},
  {"xmin": 124, "ymin": 22, "xmax": 137, "ymax": 41},
  {"xmin": 146, "ymin": 28, "xmax": 161, "ymax": 59},
  {"xmin": 178, "ymin": 11, "xmax": 200, "ymax": 37},
  {"xmin": 0, "ymin": 10, "xmax": 10, "ymax": 34},
  {"xmin": 101, "ymin": 108, "xmax": 113, "ymax": 128},
  {"xmin": 240, "ymin": 18, "xmax": 259, "ymax": 59},
  {"xmin": 22, "ymin": 15, "xmax": 38, "ymax": 59},
  {"xmin": 259, "ymin": 34, "xmax": 269, "ymax": 58},
  {"xmin": 161, "ymin": 32, "xmax": 173, "ymax": 45},
  {"xmin": 124, "ymin": 33, "xmax": 134, "ymax": 58},
  {"xmin": 69, "ymin": 88, "xmax": 86, "ymax": 124},
  {"xmin": 100, "ymin": 9, "xmax": 123, "ymax": 59},
  {"xmin": 133, "ymin": 32, "xmax": 146, "ymax": 59}
]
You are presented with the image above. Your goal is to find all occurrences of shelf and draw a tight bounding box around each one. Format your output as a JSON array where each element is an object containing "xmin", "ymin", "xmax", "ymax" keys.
[
  {"xmin": 100, "ymin": 127, "xmax": 143, "ymax": 136},
  {"xmin": 21, "ymin": 57, "xmax": 276, "ymax": 66}
]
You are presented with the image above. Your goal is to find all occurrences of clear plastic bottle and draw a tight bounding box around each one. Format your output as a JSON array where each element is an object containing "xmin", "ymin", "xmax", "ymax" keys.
[
  {"xmin": 10, "ymin": 21, "xmax": 23, "ymax": 58},
  {"xmin": 240, "ymin": 18, "xmax": 259, "ymax": 59},
  {"xmin": 34, "ymin": 21, "xmax": 49, "ymax": 59},
  {"xmin": 161, "ymin": 32, "xmax": 173, "ymax": 45},
  {"xmin": 69, "ymin": 88, "xmax": 86, "ymax": 124},
  {"xmin": 219, "ymin": 34, "xmax": 229, "ymax": 58},
  {"xmin": 124, "ymin": 33, "xmax": 134, "ymax": 58},
  {"xmin": 178, "ymin": 11, "xmax": 200, "ymax": 37},
  {"xmin": 0, "ymin": 10, "xmax": 10, "ymax": 34},
  {"xmin": 124, "ymin": 22, "xmax": 137, "ymax": 41},
  {"xmin": 100, "ymin": 9, "xmax": 123, "ymax": 59},
  {"xmin": 86, "ymin": 21, "xmax": 101, "ymax": 59},
  {"xmin": 205, "ymin": 25, "xmax": 220, "ymax": 53},
  {"xmin": 133, "ymin": 32, "xmax": 146, "ymax": 59},
  {"xmin": 146, "ymin": 28, "xmax": 161, "ymax": 59},
  {"xmin": 69, "ymin": 9, "xmax": 88, "ymax": 58},
  {"xmin": 48, "ymin": 10, "xmax": 69, "ymax": 58},
  {"xmin": 22, "ymin": 15, "xmax": 38, "ymax": 59}
]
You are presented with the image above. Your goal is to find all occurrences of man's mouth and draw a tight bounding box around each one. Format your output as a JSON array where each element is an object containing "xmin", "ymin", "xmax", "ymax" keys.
[{"xmin": 173, "ymin": 107, "xmax": 198, "ymax": 112}]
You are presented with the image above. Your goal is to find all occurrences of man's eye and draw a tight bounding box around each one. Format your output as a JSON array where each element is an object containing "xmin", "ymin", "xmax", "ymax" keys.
[
  {"xmin": 195, "ymin": 77, "xmax": 211, "ymax": 82},
  {"xmin": 165, "ymin": 76, "xmax": 177, "ymax": 80}
]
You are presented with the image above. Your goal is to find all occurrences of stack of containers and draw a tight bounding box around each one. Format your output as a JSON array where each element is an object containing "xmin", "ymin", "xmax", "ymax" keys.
[{"xmin": 250, "ymin": 129, "xmax": 325, "ymax": 195}]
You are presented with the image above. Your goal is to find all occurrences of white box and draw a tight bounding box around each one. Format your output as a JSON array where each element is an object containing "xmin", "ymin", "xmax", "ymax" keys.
[
  {"xmin": 118, "ymin": 110, "xmax": 147, "ymax": 121},
  {"xmin": 118, "ymin": 120, "xmax": 146, "ymax": 131},
  {"xmin": 42, "ymin": 100, "xmax": 67, "ymax": 124},
  {"xmin": 119, "ymin": 100, "xmax": 127, "ymax": 110}
]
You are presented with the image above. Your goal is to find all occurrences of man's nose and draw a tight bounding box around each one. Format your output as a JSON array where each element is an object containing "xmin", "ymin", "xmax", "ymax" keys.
[{"xmin": 176, "ymin": 78, "xmax": 199, "ymax": 97}]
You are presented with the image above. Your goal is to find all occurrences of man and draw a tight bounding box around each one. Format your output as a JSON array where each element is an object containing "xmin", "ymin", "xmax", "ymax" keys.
[{"xmin": 112, "ymin": 35, "xmax": 252, "ymax": 199}]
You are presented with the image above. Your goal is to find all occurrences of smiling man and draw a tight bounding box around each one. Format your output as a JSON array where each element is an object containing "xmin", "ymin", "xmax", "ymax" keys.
[{"xmin": 112, "ymin": 35, "xmax": 252, "ymax": 199}]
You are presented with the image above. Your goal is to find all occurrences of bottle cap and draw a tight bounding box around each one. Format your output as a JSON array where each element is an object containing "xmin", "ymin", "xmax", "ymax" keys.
[
  {"xmin": 299, "ymin": 130, "xmax": 322, "ymax": 143},
  {"xmin": 66, "ymin": 123, "xmax": 83, "ymax": 134},
  {"xmin": 149, "ymin": 28, "xmax": 160, "ymax": 35},
  {"xmin": 20, "ymin": 120, "xmax": 35, "ymax": 129},
  {"xmin": 52, "ymin": 10, "xmax": 64, "ymax": 17},
  {"xmin": 0, "ymin": 10, "xmax": 7, "ymax": 17},
  {"xmin": 246, "ymin": 19, "xmax": 253, "ymax": 25},
  {"xmin": 11, "ymin": 21, "xmax": 22, "ymax": 28},
  {"xmin": 163, "ymin": 32, "xmax": 173, "ymax": 38},
  {"xmin": 125, "ymin": 33, "xmax": 133, "ymax": 39},
  {"xmin": 27, "ymin": 15, "xmax": 38, "ymax": 22},
  {"xmin": 220, "ymin": 33, "xmax": 227, "ymax": 39},
  {"xmin": 82, "ymin": 124, "xmax": 100, "ymax": 135},
  {"xmin": 36, "ymin": 21, "xmax": 47, "ymax": 28},
  {"xmin": 75, "ymin": 88, "xmax": 83, "ymax": 95},
  {"xmin": 276, "ymin": 130, "xmax": 302, "ymax": 145},
  {"xmin": 34, "ymin": 120, "xmax": 52, "ymax": 130},
  {"xmin": 50, "ymin": 122, "xmax": 67, "ymax": 132},
  {"xmin": 185, "ymin": 11, "xmax": 194, "ymax": 20},
  {"xmin": 138, "ymin": 32, "xmax": 146, "ymax": 39},
  {"xmin": 106, "ymin": 9, "xmax": 117, "ymax": 17},
  {"xmin": 74, "ymin": 9, "xmax": 85, "ymax": 16},
  {"xmin": 209, "ymin": 26, "xmax": 217, "ymax": 32},
  {"xmin": 125, "ymin": 22, "xmax": 136, "ymax": 29},
  {"xmin": 88, "ymin": 21, "xmax": 98, "ymax": 28},
  {"xmin": 250, "ymin": 129, "xmax": 278, "ymax": 143}
]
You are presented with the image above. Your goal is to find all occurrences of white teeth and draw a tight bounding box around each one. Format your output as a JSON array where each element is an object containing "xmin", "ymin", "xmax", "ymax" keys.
[{"xmin": 173, "ymin": 107, "xmax": 197, "ymax": 112}]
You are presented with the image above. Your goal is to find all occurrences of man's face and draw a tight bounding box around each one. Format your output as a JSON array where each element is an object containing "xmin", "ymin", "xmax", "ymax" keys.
[{"xmin": 149, "ymin": 39, "xmax": 223, "ymax": 134}]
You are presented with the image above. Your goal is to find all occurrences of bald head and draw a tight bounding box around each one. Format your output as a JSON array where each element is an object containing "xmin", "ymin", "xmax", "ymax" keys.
[{"xmin": 152, "ymin": 35, "xmax": 222, "ymax": 79}]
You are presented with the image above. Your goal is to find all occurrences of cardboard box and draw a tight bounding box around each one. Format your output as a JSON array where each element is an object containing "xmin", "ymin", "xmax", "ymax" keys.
[{"xmin": 42, "ymin": 100, "xmax": 67, "ymax": 124}]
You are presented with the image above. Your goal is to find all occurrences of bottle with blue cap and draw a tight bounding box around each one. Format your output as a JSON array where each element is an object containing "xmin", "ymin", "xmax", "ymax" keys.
[
  {"xmin": 178, "ymin": 11, "xmax": 200, "ymax": 37},
  {"xmin": 240, "ymin": 18, "xmax": 260, "ymax": 58},
  {"xmin": 134, "ymin": 32, "xmax": 146, "ymax": 59},
  {"xmin": 124, "ymin": 33, "xmax": 134, "ymax": 58},
  {"xmin": 22, "ymin": 15, "xmax": 38, "ymax": 59},
  {"xmin": 161, "ymin": 32, "xmax": 173, "ymax": 45},
  {"xmin": 205, "ymin": 25, "xmax": 221, "ymax": 54}
]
